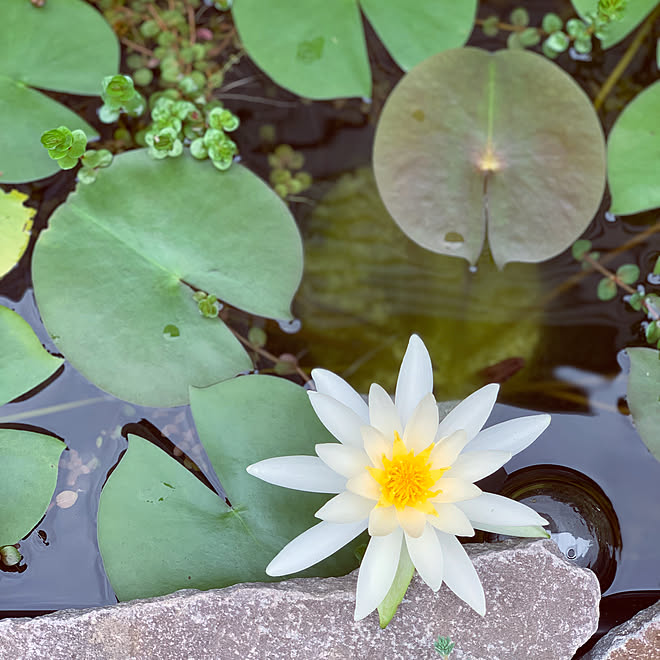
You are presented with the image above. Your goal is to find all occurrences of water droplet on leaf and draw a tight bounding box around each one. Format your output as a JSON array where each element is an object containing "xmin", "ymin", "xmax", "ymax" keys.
[{"xmin": 163, "ymin": 324, "xmax": 180, "ymax": 339}]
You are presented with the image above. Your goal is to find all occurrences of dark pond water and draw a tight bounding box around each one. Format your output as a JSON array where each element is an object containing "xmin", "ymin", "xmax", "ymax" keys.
[{"xmin": 1, "ymin": 1, "xmax": 659, "ymax": 656}]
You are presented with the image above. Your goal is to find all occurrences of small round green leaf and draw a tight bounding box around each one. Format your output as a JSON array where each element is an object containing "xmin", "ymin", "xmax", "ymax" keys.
[
  {"xmin": 0, "ymin": 0, "xmax": 118, "ymax": 183},
  {"xmin": 608, "ymin": 81, "xmax": 660, "ymax": 216},
  {"xmin": 482, "ymin": 16, "xmax": 500, "ymax": 37},
  {"xmin": 542, "ymin": 42, "xmax": 561, "ymax": 59},
  {"xmin": 574, "ymin": 36, "xmax": 593, "ymax": 54},
  {"xmin": 510, "ymin": 7, "xmax": 530, "ymax": 26},
  {"xmin": 373, "ymin": 48, "xmax": 606, "ymax": 267},
  {"xmin": 616, "ymin": 263, "xmax": 640, "ymax": 285},
  {"xmin": 542, "ymin": 12, "xmax": 563, "ymax": 33},
  {"xmin": 0, "ymin": 305, "xmax": 63, "ymax": 407},
  {"xmin": 519, "ymin": 28, "xmax": 542, "ymax": 47},
  {"xmin": 32, "ymin": 150, "xmax": 303, "ymax": 407},
  {"xmin": 0, "ymin": 429, "xmax": 66, "ymax": 546},
  {"xmin": 507, "ymin": 32, "xmax": 525, "ymax": 50},
  {"xmin": 597, "ymin": 277, "xmax": 618, "ymax": 301},
  {"xmin": 545, "ymin": 31, "xmax": 570, "ymax": 52},
  {"xmin": 571, "ymin": 239, "xmax": 592, "ymax": 261},
  {"xmin": 626, "ymin": 347, "xmax": 660, "ymax": 462},
  {"xmin": 646, "ymin": 321, "xmax": 660, "ymax": 344},
  {"xmin": 566, "ymin": 18, "xmax": 587, "ymax": 38}
]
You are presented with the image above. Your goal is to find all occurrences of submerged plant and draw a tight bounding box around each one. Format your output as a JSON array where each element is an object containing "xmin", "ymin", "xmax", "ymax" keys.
[
  {"xmin": 268, "ymin": 145, "xmax": 312, "ymax": 200},
  {"xmin": 247, "ymin": 335, "xmax": 550, "ymax": 623}
]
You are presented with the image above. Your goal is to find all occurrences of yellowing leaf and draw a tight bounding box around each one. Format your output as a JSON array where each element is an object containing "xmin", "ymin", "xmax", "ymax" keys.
[{"xmin": 0, "ymin": 189, "xmax": 35, "ymax": 279}]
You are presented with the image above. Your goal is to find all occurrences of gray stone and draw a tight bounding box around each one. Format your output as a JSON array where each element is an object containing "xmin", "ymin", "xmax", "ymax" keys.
[
  {"xmin": 584, "ymin": 598, "xmax": 660, "ymax": 659},
  {"xmin": 0, "ymin": 538, "xmax": 599, "ymax": 660}
]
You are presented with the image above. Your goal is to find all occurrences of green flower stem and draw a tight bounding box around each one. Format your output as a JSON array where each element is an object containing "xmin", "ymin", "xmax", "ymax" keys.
[{"xmin": 593, "ymin": 4, "xmax": 660, "ymax": 111}]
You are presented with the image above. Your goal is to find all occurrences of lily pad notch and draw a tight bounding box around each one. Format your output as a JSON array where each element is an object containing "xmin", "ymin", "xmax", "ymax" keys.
[{"xmin": 373, "ymin": 48, "xmax": 606, "ymax": 268}]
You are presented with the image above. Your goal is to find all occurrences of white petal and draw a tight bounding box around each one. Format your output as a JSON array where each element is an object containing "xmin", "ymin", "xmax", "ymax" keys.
[
  {"xmin": 369, "ymin": 383, "xmax": 402, "ymax": 439},
  {"xmin": 346, "ymin": 471, "xmax": 381, "ymax": 500},
  {"xmin": 396, "ymin": 507, "xmax": 427, "ymax": 538},
  {"xmin": 429, "ymin": 430, "xmax": 470, "ymax": 468},
  {"xmin": 457, "ymin": 493, "xmax": 548, "ymax": 527},
  {"xmin": 464, "ymin": 414, "xmax": 551, "ymax": 455},
  {"xmin": 448, "ymin": 450, "xmax": 512, "ymax": 483},
  {"xmin": 405, "ymin": 524, "xmax": 443, "ymax": 591},
  {"xmin": 368, "ymin": 506, "xmax": 399, "ymax": 536},
  {"xmin": 354, "ymin": 529, "xmax": 403, "ymax": 621},
  {"xmin": 362, "ymin": 426, "xmax": 391, "ymax": 468},
  {"xmin": 311, "ymin": 368, "xmax": 369, "ymax": 423},
  {"xmin": 266, "ymin": 519, "xmax": 367, "ymax": 576},
  {"xmin": 435, "ymin": 531, "xmax": 486, "ymax": 615},
  {"xmin": 395, "ymin": 334, "xmax": 434, "ymax": 428},
  {"xmin": 316, "ymin": 491, "xmax": 374, "ymax": 523},
  {"xmin": 428, "ymin": 504, "xmax": 475, "ymax": 536},
  {"xmin": 436, "ymin": 384, "xmax": 500, "ymax": 443},
  {"xmin": 403, "ymin": 393, "xmax": 439, "ymax": 453},
  {"xmin": 308, "ymin": 392, "xmax": 364, "ymax": 447},
  {"xmin": 247, "ymin": 456, "xmax": 346, "ymax": 493},
  {"xmin": 432, "ymin": 478, "xmax": 481, "ymax": 503},
  {"xmin": 315, "ymin": 443, "xmax": 369, "ymax": 478}
]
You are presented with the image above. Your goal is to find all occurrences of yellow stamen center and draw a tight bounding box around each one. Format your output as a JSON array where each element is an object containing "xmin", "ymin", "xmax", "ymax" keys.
[{"xmin": 367, "ymin": 432, "xmax": 449, "ymax": 512}]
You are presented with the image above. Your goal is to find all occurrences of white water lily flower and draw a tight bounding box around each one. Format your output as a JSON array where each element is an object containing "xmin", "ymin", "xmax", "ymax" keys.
[{"xmin": 247, "ymin": 335, "xmax": 550, "ymax": 621}]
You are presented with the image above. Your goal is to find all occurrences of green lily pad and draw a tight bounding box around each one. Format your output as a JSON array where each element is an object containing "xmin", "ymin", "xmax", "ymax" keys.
[
  {"xmin": 626, "ymin": 347, "xmax": 660, "ymax": 462},
  {"xmin": 373, "ymin": 48, "xmax": 606, "ymax": 268},
  {"xmin": 608, "ymin": 81, "xmax": 660, "ymax": 215},
  {"xmin": 0, "ymin": 305, "xmax": 63, "ymax": 407},
  {"xmin": 0, "ymin": 189, "xmax": 35, "ymax": 279},
  {"xmin": 571, "ymin": 0, "xmax": 658, "ymax": 49},
  {"xmin": 232, "ymin": 0, "xmax": 476, "ymax": 99},
  {"xmin": 32, "ymin": 150, "xmax": 303, "ymax": 407},
  {"xmin": 0, "ymin": 429, "xmax": 66, "ymax": 546},
  {"xmin": 98, "ymin": 376, "xmax": 361, "ymax": 601},
  {"xmin": 0, "ymin": 0, "xmax": 118, "ymax": 183},
  {"xmin": 359, "ymin": 1, "xmax": 477, "ymax": 72},
  {"xmin": 296, "ymin": 167, "xmax": 542, "ymax": 400}
]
